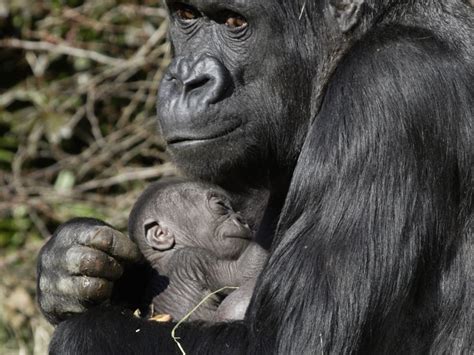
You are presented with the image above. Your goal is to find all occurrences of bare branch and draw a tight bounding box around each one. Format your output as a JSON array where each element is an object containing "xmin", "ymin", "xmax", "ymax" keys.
[
  {"xmin": 0, "ymin": 39, "xmax": 125, "ymax": 66},
  {"xmin": 75, "ymin": 164, "xmax": 177, "ymax": 192}
]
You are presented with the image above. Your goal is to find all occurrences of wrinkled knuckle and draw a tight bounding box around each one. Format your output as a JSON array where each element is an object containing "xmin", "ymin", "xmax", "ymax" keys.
[
  {"xmin": 102, "ymin": 255, "xmax": 114, "ymax": 270},
  {"xmin": 55, "ymin": 225, "xmax": 79, "ymax": 249},
  {"xmin": 108, "ymin": 260, "xmax": 124, "ymax": 279},
  {"xmin": 65, "ymin": 246, "xmax": 83, "ymax": 273},
  {"xmin": 80, "ymin": 278, "xmax": 111, "ymax": 300},
  {"xmin": 39, "ymin": 277, "xmax": 54, "ymax": 294},
  {"xmin": 56, "ymin": 276, "xmax": 77, "ymax": 296},
  {"xmin": 41, "ymin": 250, "xmax": 61, "ymax": 270},
  {"xmin": 79, "ymin": 277, "xmax": 96, "ymax": 298},
  {"xmin": 55, "ymin": 225, "xmax": 71, "ymax": 240},
  {"xmin": 65, "ymin": 245, "xmax": 79, "ymax": 259},
  {"xmin": 79, "ymin": 252, "xmax": 100, "ymax": 274},
  {"xmin": 92, "ymin": 226, "xmax": 115, "ymax": 251}
]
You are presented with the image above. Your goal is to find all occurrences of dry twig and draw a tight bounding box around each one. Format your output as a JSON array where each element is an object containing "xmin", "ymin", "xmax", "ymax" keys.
[{"xmin": 0, "ymin": 39, "xmax": 126, "ymax": 66}]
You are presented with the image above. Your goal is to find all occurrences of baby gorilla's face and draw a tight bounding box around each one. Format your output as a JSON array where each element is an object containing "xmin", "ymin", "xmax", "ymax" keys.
[
  {"xmin": 145, "ymin": 184, "xmax": 252, "ymax": 259},
  {"xmin": 201, "ymin": 191, "xmax": 252, "ymax": 259}
]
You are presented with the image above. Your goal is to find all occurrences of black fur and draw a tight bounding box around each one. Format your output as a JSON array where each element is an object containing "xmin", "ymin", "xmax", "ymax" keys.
[{"xmin": 44, "ymin": 0, "xmax": 472, "ymax": 353}]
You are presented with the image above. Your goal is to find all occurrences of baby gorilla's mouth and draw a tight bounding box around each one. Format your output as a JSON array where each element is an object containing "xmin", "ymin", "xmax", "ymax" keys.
[{"xmin": 222, "ymin": 218, "xmax": 252, "ymax": 240}]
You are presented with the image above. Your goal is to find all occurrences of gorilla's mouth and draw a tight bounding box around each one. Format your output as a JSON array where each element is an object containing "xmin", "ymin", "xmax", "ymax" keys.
[
  {"xmin": 166, "ymin": 122, "xmax": 242, "ymax": 147},
  {"xmin": 224, "ymin": 234, "xmax": 252, "ymax": 241}
]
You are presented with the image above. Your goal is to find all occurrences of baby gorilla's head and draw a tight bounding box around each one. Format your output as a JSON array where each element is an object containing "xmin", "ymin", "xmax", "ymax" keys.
[{"xmin": 129, "ymin": 179, "xmax": 252, "ymax": 260}]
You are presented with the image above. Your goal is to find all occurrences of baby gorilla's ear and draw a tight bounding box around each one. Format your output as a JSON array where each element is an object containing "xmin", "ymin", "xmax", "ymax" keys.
[{"xmin": 144, "ymin": 220, "xmax": 175, "ymax": 251}]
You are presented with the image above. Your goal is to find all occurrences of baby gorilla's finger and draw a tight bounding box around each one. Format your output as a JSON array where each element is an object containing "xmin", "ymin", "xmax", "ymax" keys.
[
  {"xmin": 78, "ymin": 226, "xmax": 141, "ymax": 263},
  {"xmin": 66, "ymin": 246, "xmax": 124, "ymax": 281},
  {"xmin": 56, "ymin": 276, "xmax": 113, "ymax": 302}
]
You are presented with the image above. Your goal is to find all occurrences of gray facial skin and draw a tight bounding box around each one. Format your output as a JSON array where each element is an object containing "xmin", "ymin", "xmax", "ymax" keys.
[{"xmin": 129, "ymin": 179, "xmax": 268, "ymax": 321}]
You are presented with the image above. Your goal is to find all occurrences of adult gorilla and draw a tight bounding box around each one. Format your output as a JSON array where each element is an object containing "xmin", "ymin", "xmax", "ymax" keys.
[{"xmin": 38, "ymin": 0, "xmax": 473, "ymax": 353}]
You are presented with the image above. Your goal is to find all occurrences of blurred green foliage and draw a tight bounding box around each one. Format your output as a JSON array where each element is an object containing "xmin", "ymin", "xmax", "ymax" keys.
[{"xmin": 0, "ymin": 0, "xmax": 174, "ymax": 352}]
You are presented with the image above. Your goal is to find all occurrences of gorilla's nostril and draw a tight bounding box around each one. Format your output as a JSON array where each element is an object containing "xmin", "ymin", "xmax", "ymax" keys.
[
  {"xmin": 164, "ymin": 72, "xmax": 175, "ymax": 81},
  {"xmin": 184, "ymin": 76, "xmax": 211, "ymax": 93}
]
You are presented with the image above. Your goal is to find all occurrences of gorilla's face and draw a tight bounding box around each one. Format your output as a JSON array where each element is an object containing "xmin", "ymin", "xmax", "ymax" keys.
[{"xmin": 157, "ymin": 0, "xmax": 314, "ymax": 182}]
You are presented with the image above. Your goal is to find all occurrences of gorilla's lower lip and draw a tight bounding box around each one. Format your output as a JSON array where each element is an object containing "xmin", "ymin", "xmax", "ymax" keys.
[
  {"xmin": 225, "ymin": 234, "xmax": 252, "ymax": 240},
  {"xmin": 166, "ymin": 123, "xmax": 241, "ymax": 147}
]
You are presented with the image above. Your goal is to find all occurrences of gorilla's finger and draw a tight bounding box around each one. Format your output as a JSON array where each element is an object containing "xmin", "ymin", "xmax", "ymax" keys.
[
  {"xmin": 66, "ymin": 246, "xmax": 124, "ymax": 281},
  {"xmin": 78, "ymin": 226, "xmax": 141, "ymax": 263},
  {"xmin": 56, "ymin": 276, "xmax": 113, "ymax": 302}
]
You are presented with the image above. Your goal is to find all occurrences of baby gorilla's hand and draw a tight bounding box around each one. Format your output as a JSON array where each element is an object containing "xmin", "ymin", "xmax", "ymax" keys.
[
  {"xmin": 37, "ymin": 218, "xmax": 141, "ymax": 324},
  {"xmin": 215, "ymin": 278, "xmax": 256, "ymax": 321}
]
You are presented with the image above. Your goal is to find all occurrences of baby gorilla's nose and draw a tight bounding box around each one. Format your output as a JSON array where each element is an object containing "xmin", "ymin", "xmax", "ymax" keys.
[{"xmin": 233, "ymin": 214, "xmax": 249, "ymax": 229}]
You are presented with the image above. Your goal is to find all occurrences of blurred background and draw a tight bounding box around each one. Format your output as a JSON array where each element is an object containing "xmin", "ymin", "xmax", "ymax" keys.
[{"xmin": 0, "ymin": 0, "xmax": 174, "ymax": 353}]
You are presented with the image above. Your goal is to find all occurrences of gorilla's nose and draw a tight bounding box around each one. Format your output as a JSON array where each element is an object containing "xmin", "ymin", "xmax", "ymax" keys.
[{"xmin": 163, "ymin": 55, "xmax": 232, "ymax": 108}]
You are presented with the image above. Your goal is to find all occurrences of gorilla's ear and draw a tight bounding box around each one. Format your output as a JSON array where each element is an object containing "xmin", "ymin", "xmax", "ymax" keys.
[
  {"xmin": 329, "ymin": 0, "xmax": 365, "ymax": 33},
  {"xmin": 144, "ymin": 220, "xmax": 175, "ymax": 251}
]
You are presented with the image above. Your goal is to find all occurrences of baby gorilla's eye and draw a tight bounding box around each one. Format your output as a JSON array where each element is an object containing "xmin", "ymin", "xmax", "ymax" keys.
[{"xmin": 209, "ymin": 196, "xmax": 232, "ymax": 214}]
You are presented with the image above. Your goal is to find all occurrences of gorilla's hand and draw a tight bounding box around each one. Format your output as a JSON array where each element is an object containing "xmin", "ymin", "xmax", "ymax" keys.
[{"xmin": 37, "ymin": 218, "xmax": 142, "ymax": 325}]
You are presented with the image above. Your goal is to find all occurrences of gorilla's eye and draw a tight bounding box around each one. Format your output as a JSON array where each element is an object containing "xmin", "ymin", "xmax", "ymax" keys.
[
  {"xmin": 174, "ymin": 4, "xmax": 199, "ymax": 22},
  {"xmin": 176, "ymin": 9, "xmax": 197, "ymax": 21},
  {"xmin": 178, "ymin": 8, "xmax": 197, "ymax": 20},
  {"xmin": 225, "ymin": 15, "xmax": 247, "ymax": 29}
]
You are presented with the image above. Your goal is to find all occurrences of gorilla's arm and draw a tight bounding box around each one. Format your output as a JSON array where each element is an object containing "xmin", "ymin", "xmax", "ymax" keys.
[
  {"xmin": 50, "ymin": 304, "xmax": 248, "ymax": 355},
  {"xmin": 248, "ymin": 29, "xmax": 473, "ymax": 354}
]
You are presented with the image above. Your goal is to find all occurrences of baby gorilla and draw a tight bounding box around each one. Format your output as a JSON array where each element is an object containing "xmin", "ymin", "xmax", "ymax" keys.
[{"xmin": 129, "ymin": 179, "xmax": 265, "ymax": 321}]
